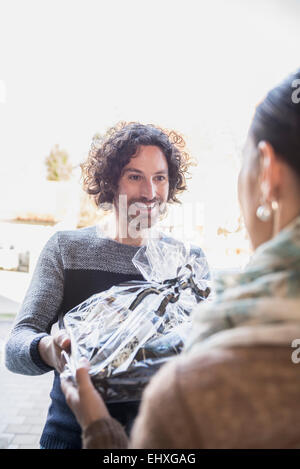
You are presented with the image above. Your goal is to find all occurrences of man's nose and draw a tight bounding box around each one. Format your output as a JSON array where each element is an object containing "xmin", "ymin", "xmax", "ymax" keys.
[{"xmin": 140, "ymin": 178, "xmax": 156, "ymax": 200}]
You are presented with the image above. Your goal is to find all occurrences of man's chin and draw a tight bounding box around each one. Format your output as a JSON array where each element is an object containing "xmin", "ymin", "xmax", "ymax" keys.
[{"xmin": 128, "ymin": 213, "xmax": 160, "ymax": 231}]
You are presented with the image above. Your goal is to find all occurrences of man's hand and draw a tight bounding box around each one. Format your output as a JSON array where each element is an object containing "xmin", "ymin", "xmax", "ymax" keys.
[
  {"xmin": 38, "ymin": 330, "xmax": 71, "ymax": 373},
  {"xmin": 60, "ymin": 358, "xmax": 110, "ymax": 431}
]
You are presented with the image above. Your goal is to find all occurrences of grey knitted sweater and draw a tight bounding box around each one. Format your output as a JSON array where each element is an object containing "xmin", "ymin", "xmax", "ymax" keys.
[
  {"xmin": 5, "ymin": 225, "xmax": 149, "ymax": 375},
  {"xmin": 5, "ymin": 225, "xmax": 209, "ymax": 449}
]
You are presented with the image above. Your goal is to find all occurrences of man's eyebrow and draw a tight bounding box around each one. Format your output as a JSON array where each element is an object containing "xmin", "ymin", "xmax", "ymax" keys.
[
  {"xmin": 154, "ymin": 170, "xmax": 168, "ymax": 175},
  {"xmin": 122, "ymin": 168, "xmax": 143, "ymax": 174},
  {"xmin": 122, "ymin": 168, "xmax": 168, "ymax": 175}
]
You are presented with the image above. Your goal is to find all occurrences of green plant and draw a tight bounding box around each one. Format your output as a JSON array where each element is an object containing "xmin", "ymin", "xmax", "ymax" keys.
[{"xmin": 45, "ymin": 144, "xmax": 73, "ymax": 181}]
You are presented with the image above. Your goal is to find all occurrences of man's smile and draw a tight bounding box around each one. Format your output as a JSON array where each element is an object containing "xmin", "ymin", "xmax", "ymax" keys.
[{"xmin": 133, "ymin": 201, "xmax": 157, "ymax": 211}]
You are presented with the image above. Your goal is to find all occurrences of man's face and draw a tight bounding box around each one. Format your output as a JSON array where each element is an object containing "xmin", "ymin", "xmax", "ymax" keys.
[{"xmin": 114, "ymin": 145, "xmax": 169, "ymax": 235}]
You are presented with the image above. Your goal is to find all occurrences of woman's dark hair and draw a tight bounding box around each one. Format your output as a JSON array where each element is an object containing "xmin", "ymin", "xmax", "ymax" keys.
[
  {"xmin": 81, "ymin": 122, "xmax": 195, "ymax": 209},
  {"xmin": 250, "ymin": 68, "xmax": 300, "ymax": 176}
]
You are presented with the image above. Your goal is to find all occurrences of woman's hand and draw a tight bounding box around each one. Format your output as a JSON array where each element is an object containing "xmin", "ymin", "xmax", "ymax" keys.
[{"xmin": 60, "ymin": 358, "xmax": 110, "ymax": 431}]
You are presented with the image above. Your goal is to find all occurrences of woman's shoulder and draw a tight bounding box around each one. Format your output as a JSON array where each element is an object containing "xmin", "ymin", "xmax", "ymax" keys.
[
  {"xmin": 143, "ymin": 344, "xmax": 300, "ymax": 415},
  {"xmin": 137, "ymin": 345, "xmax": 300, "ymax": 448}
]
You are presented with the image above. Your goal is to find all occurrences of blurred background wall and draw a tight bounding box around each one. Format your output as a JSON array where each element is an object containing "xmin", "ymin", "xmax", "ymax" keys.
[{"xmin": 0, "ymin": 0, "xmax": 300, "ymax": 302}]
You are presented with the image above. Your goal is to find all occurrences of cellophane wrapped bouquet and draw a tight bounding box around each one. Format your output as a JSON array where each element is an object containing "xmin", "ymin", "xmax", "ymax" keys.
[{"xmin": 61, "ymin": 237, "xmax": 211, "ymax": 403}]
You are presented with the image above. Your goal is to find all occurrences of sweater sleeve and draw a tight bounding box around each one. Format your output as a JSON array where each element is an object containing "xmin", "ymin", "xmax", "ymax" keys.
[
  {"xmin": 5, "ymin": 232, "xmax": 64, "ymax": 375},
  {"xmin": 82, "ymin": 418, "xmax": 128, "ymax": 449}
]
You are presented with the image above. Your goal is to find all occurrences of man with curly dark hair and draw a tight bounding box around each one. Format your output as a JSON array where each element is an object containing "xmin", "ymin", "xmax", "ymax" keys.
[
  {"xmin": 5, "ymin": 121, "xmax": 210, "ymax": 449},
  {"xmin": 81, "ymin": 121, "xmax": 195, "ymax": 244}
]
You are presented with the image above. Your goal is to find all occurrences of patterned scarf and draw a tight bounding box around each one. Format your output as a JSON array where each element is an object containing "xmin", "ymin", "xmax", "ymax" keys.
[{"xmin": 185, "ymin": 214, "xmax": 300, "ymax": 354}]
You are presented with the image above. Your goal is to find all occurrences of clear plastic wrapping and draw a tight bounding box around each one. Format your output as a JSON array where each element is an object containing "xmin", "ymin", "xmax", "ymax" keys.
[{"xmin": 61, "ymin": 238, "xmax": 210, "ymax": 403}]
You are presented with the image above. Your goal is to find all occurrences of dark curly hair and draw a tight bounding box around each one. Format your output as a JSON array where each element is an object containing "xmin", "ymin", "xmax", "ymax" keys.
[{"xmin": 81, "ymin": 121, "xmax": 195, "ymax": 210}]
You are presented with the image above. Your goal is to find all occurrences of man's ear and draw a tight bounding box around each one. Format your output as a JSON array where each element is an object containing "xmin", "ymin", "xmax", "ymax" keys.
[{"xmin": 258, "ymin": 141, "xmax": 281, "ymax": 202}]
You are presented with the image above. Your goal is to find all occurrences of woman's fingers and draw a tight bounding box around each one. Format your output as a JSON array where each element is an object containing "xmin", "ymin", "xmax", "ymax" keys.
[
  {"xmin": 60, "ymin": 377, "xmax": 78, "ymax": 407},
  {"xmin": 76, "ymin": 360, "xmax": 93, "ymax": 394},
  {"xmin": 60, "ymin": 358, "xmax": 110, "ymax": 428}
]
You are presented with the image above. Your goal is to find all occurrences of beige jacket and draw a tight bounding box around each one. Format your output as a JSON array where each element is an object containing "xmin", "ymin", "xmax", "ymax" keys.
[{"xmin": 82, "ymin": 345, "xmax": 300, "ymax": 449}]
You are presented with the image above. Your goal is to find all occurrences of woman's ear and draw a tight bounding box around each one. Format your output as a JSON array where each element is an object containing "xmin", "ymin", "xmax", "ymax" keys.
[{"xmin": 257, "ymin": 141, "xmax": 281, "ymax": 202}]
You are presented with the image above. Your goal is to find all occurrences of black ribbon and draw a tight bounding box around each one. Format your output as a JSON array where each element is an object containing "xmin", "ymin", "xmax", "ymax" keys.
[{"xmin": 127, "ymin": 263, "xmax": 210, "ymax": 317}]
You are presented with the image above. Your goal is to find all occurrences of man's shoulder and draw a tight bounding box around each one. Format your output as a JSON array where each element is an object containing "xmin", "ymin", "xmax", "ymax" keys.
[
  {"xmin": 54, "ymin": 225, "xmax": 101, "ymax": 246},
  {"xmin": 49, "ymin": 225, "xmax": 108, "ymax": 257}
]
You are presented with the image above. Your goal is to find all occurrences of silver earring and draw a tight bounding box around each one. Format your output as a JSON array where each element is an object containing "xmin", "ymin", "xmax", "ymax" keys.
[
  {"xmin": 256, "ymin": 200, "xmax": 278, "ymax": 222},
  {"xmin": 256, "ymin": 204, "xmax": 272, "ymax": 222}
]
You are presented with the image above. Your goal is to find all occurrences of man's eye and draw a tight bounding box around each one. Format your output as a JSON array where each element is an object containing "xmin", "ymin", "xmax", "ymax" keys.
[
  {"xmin": 129, "ymin": 175, "xmax": 141, "ymax": 181},
  {"xmin": 155, "ymin": 176, "xmax": 166, "ymax": 181}
]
